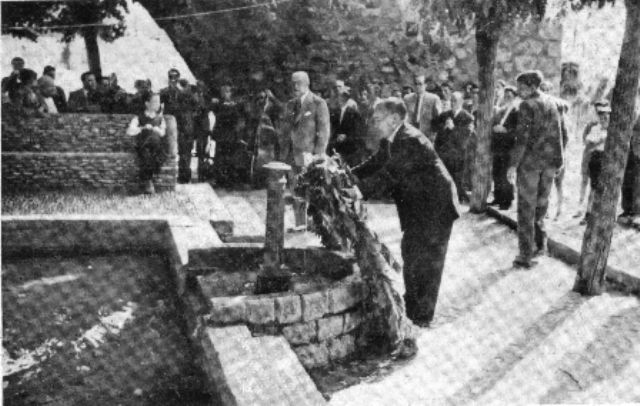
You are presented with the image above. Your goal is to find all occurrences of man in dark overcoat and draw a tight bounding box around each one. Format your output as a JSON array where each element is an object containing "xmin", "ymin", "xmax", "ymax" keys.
[
  {"xmin": 434, "ymin": 91, "xmax": 475, "ymax": 203},
  {"xmin": 352, "ymin": 97, "xmax": 461, "ymax": 327}
]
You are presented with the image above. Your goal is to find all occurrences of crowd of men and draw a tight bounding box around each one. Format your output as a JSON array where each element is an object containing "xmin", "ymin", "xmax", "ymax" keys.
[{"xmin": 3, "ymin": 53, "xmax": 640, "ymax": 331}]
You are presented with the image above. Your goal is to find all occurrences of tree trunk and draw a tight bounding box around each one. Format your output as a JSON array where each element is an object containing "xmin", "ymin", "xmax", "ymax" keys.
[
  {"xmin": 470, "ymin": 16, "xmax": 502, "ymax": 213},
  {"xmin": 83, "ymin": 26, "xmax": 102, "ymax": 79},
  {"xmin": 574, "ymin": 0, "xmax": 640, "ymax": 295}
]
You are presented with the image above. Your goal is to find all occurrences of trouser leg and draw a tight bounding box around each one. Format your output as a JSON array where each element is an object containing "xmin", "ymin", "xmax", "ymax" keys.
[
  {"xmin": 401, "ymin": 222, "xmax": 453, "ymax": 323},
  {"xmin": 516, "ymin": 167, "xmax": 541, "ymax": 261},
  {"xmin": 622, "ymin": 150, "xmax": 640, "ymax": 215},
  {"xmin": 534, "ymin": 168, "xmax": 556, "ymax": 250},
  {"xmin": 177, "ymin": 131, "xmax": 193, "ymax": 183}
]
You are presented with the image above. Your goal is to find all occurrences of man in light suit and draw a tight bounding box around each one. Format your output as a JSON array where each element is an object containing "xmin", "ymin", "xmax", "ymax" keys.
[
  {"xmin": 403, "ymin": 75, "xmax": 442, "ymax": 142},
  {"xmin": 68, "ymin": 71, "xmax": 101, "ymax": 113},
  {"xmin": 280, "ymin": 71, "xmax": 330, "ymax": 230},
  {"xmin": 507, "ymin": 70, "xmax": 566, "ymax": 268}
]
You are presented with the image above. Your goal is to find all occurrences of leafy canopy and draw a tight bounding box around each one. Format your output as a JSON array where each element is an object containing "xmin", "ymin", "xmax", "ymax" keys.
[{"xmin": 1, "ymin": 0, "xmax": 128, "ymax": 43}]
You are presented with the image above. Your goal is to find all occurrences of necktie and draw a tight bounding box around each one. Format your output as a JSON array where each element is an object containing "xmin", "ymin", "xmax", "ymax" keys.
[
  {"xmin": 293, "ymin": 98, "xmax": 302, "ymax": 117},
  {"xmin": 412, "ymin": 95, "xmax": 421, "ymax": 126},
  {"xmin": 379, "ymin": 138, "xmax": 391, "ymax": 160}
]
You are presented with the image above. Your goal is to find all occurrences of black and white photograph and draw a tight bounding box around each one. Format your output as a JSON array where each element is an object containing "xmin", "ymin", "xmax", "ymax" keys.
[{"xmin": 1, "ymin": 0, "xmax": 639, "ymax": 404}]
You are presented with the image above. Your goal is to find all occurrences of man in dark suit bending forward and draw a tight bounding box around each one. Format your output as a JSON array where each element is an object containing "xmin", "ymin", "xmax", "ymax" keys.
[{"xmin": 352, "ymin": 97, "xmax": 461, "ymax": 327}]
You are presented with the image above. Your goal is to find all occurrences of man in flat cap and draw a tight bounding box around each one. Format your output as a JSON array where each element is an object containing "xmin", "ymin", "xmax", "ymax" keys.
[
  {"xmin": 508, "ymin": 70, "xmax": 567, "ymax": 268},
  {"xmin": 280, "ymin": 71, "xmax": 330, "ymax": 230}
]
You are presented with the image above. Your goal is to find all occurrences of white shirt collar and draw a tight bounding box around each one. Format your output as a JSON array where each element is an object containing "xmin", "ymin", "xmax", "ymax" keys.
[
  {"xmin": 387, "ymin": 124, "xmax": 403, "ymax": 144},
  {"xmin": 300, "ymin": 91, "xmax": 310, "ymax": 104}
]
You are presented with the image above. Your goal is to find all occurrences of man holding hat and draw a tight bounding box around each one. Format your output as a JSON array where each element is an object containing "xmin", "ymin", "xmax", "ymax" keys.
[{"xmin": 507, "ymin": 70, "xmax": 566, "ymax": 268}]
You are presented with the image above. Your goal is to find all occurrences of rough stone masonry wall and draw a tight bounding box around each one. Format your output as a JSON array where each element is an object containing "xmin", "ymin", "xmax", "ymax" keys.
[
  {"xmin": 1, "ymin": 114, "xmax": 178, "ymax": 193},
  {"xmin": 187, "ymin": 247, "xmax": 369, "ymax": 370}
]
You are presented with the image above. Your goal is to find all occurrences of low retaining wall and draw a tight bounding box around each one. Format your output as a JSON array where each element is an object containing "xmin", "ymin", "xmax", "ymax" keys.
[{"xmin": 1, "ymin": 114, "xmax": 178, "ymax": 192}]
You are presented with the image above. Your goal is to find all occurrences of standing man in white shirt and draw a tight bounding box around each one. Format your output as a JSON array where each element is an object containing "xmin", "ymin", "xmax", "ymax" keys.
[{"xmin": 403, "ymin": 75, "xmax": 442, "ymax": 142}]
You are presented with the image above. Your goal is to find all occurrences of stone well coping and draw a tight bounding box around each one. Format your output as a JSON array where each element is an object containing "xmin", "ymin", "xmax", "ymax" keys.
[
  {"xmin": 185, "ymin": 246, "xmax": 356, "ymax": 281},
  {"xmin": 198, "ymin": 274, "xmax": 368, "ymax": 326}
]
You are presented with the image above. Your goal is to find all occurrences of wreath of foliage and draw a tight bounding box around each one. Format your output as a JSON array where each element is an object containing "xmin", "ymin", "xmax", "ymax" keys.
[{"xmin": 294, "ymin": 155, "xmax": 366, "ymax": 251}]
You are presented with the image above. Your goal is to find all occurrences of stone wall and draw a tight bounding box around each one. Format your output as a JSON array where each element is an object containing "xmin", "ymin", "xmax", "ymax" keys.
[
  {"xmin": 153, "ymin": 0, "xmax": 563, "ymax": 97},
  {"xmin": 1, "ymin": 114, "xmax": 178, "ymax": 193},
  {"xmin": 185, "ymin": 247, "xmax": 369, "ymax": 369}
]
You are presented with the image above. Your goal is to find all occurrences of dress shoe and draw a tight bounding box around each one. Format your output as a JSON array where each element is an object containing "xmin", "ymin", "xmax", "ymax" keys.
[
  {"xmin": 513, "ymin": 256, "xmax": 537, "ymax": 269},
  {"xmin": 499, "ymin": 203, "xmax": 511, "ymax": 210},
  {"xmin": 617, "ymin": 212, "xmax": 632, "ymax": 226},
  {"xmin": 488, "ymin": 200, "xmax": 502, "ymax": 207}
]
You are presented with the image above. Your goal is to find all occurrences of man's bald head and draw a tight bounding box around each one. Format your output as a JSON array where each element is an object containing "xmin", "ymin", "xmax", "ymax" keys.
[{"xmin": 292, "ymin": 71, "xmax": 310, "ymax": 97}]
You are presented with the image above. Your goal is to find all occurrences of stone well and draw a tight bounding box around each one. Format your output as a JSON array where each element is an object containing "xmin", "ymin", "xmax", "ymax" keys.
[{"xmin": 184, "ymin": 247, "xmax": 368, "ymax": 369}]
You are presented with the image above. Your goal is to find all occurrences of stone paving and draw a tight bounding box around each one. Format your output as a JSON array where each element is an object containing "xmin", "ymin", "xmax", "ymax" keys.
[{"xmin": 326, "ymin": 205, "xmax": 640, "ymax": 405}]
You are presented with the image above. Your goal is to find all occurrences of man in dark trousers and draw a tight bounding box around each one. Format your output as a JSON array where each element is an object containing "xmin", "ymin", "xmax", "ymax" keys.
[
  {"xmin": 329, "ymin": 89, "xmax": 361, "ymax": 166},
  {"xmin": 352, "ymin": 97, "xmax": 461, "ymax": 327},
  {"xmin": 507, "ymin": 70, "xmax": 566, "ymax": 268},
  {"xmin": 620, "ymin": 104, "xmax": 640, "ymax": 228},
  {"xmin": 490, "ymin": 85, "xmax": 519, "ymax": 210},
  {"xmin": 434, "ymin": 91, "xmax": 475, "ymax": 203}
]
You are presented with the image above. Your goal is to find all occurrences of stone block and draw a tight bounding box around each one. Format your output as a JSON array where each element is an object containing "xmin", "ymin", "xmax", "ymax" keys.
[
  {"xmin": 327, "ymin": 334, "xmax": 356, "ymax": 362},
  {"xmin": 274, "ymin": 294, "xmax": 303, "ymax": 324},
  {"xmin": 327, "ymin": 281, "xmax": 364, "ymax": 314},
  {"xmin": 245, "ymin": 296, "xmax": 276, "ymax": 324},
  {"xmin": 293, "ymin": 342, "xmax": 330, "ymax": 369},
  {"xmin": 282, "ymin": 321, "xmax": 318, "ymax": 345},
  {"xmin": 317, "ymin": 314, "xmax": 344, "ymax": 341},
  {"xmin": 208, "ymin": 296, "xmax": 247, "ymax": 324},
  {"xmin": 301, "ymin": 291, "xmax": 328, "ymax": 321},
  {"xmin": 343, "ymin": 310, "xmax": 363, "ymax": 333}
]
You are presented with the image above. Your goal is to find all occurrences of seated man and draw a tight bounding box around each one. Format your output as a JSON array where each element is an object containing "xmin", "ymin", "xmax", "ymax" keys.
[
  {"xmin": 68, "ymin": 71, "xmax": 101, "ymax": 113},
  {"xmin": 126, "ymin": 92, "xmax": 167, "ymax": 194},
  {"xmin": 42, "ymin": 65, "xmax": 67, "ymax": 112}
]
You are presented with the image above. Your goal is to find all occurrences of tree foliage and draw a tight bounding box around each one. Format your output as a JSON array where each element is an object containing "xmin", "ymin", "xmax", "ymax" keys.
[{"xmin": 1, "ymin": 0, "xmax": 128, "ymax": 43}]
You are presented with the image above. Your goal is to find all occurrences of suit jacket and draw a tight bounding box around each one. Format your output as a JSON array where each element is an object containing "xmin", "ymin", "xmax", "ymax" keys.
[
  {"xmin": 491, "ymin": 104, "xmax": 519, "ymax": 154},
  {"xmin": 433, "ymin": 109, "xmax": 475, "ymax": 164},
  {"xmin": 352, "ymin": 123, "xmax": 461, "ymax": 232},
  {"xmin": 67, "ymin": 88, "xmax": 101, "ymax": 113},
  {"xmin": 280, "ymin": 92, "xmax": 330, "ymax": 167},
  {"xmin": 329, "ymin": 105, "xmax": 361, "ymax": 157},
  {"xmin": 510, "ymin": 91, "xmax": 566, "ymax": 170},
  {"xmin": 403, "ymin": 91, "xmax": 442, "ymax": 142}
]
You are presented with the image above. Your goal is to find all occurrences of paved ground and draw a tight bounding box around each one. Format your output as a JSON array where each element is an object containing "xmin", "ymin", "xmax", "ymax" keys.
[
  {"xmin": 327, "ymin": 204, "xmax": 640, "ymax": 405},
  {"xmin": 4, "ymin": 183, "xmax": 639, "ymax": 405}
]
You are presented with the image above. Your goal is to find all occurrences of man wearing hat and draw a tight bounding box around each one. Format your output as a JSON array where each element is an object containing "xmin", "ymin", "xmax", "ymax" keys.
[
  {"xmin": 507, "ymin": 70, "xmax": 566, "ymax": 268},
  {"xmin": 279, "ymin": 71, "xmax": 330, "ymax": 231},
  {"xmin": 161, "ymin": 68, "xmax": 193, "ymax": 183}
]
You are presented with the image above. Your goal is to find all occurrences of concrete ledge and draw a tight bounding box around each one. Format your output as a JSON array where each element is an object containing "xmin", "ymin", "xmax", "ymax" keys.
[
  {"xmin": 201, "ymin": 326, "xmax": 326, "ymax": 405},
  {"xmin": 485, "ymin": 207, "xmax": 640, "ymax": 294}
]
